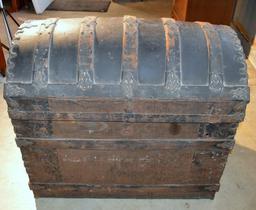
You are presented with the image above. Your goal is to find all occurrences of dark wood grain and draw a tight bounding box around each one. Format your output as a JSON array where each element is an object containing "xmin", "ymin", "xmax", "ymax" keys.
[
  {"xmin": 19, "ymin": 139, "xmax": 233, "ymax": 186},
  {"xmin": 6, "ymin": 98, "xmax": 246, "ymax": 114},
  {"xmin": 173, "ymin": 0, "xmax": 237, "ymax": 25},
  {"xmin": 13, "ymin": 120, "xmax": 238, "ymax": 139}
]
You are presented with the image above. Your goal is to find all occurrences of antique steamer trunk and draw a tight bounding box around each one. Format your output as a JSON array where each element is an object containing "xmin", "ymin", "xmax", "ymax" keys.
[{"xmin": 4, "ymin": 16, "xmax": 249, "ymax": 199}]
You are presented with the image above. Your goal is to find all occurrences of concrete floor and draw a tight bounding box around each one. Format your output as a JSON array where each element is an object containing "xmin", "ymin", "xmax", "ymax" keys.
[{"xmin": 0, "ymin": 1, "xmax": 256, "ymax": 210}]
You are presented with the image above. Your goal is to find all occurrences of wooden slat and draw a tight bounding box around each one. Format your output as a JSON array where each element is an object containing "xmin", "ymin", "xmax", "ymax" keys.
[
  {"xmin": 8, "ymin": 110, "xmax": 246, "ymax": 123},
  {"xmin": 31, "ymin": 183, "xmax": 218, "ymax": 199},
  {"xmin": 13, "ymin": 120, "xmax": 238, "ymax": 139},
  {"xmin": 6, "ymin": 98, "xmax": 246, "ymax": 114}
]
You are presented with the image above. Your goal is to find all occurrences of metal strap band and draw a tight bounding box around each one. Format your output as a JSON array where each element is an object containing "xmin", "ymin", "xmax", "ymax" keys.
[
  {"xmin": 77, "ymin": 16, "xmax": 96, "ymax": 91},
  {"xmin": 199, "ymin": 22, "xmax": 224, "ymax": 93},
  {"xmin": 162, "ymin": 18, "xmax": 181, "ymax": 95},
  {"xmin": 33, "ymin": 18, "xmax": 58, "ymax": 88},
  {"xmin": 121, "ymin": 16, "xmax": 138, "ymax": 98}
]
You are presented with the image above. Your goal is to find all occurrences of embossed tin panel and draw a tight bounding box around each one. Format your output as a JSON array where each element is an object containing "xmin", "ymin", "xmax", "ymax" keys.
[{"xmin": 4, "ymin": 16, "xmax": 249, "ymax": 101}]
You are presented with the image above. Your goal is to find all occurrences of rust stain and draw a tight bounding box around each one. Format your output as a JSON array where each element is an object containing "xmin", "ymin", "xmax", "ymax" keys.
[{"xmin": 169, "ymin": 123, "xmax": 181, "ymax": 135}]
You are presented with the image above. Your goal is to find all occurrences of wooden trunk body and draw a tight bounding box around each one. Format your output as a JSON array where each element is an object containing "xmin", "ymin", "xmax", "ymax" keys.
[{"xmin": 4, "ymin": 16, "xmax": 249, "ymax": 199}]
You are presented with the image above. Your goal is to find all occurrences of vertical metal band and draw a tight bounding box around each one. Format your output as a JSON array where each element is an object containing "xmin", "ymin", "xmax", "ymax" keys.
[
  {"xmin": 121, "ymin": 16, "xmax": 138, "ymax": 98},
  {"xmin": 77, "ymin": 16, "xmax": 96, "ymax": 91},
  {"xmin": 32, "ymin": 18, "xmax": 58, "ymax": 88},
  {"xmin": 162, "ymin": 18, "xmax": 181, "ymax": 95},
  {"xmin": 199, "ymin": 22, "xmax": 224, "ymax": 93}
]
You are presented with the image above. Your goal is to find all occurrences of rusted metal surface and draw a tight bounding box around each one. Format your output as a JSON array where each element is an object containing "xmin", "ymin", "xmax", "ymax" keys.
[{"xmin": 4, "ymin": 16, "xmax": 249, "ymax": 199}]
